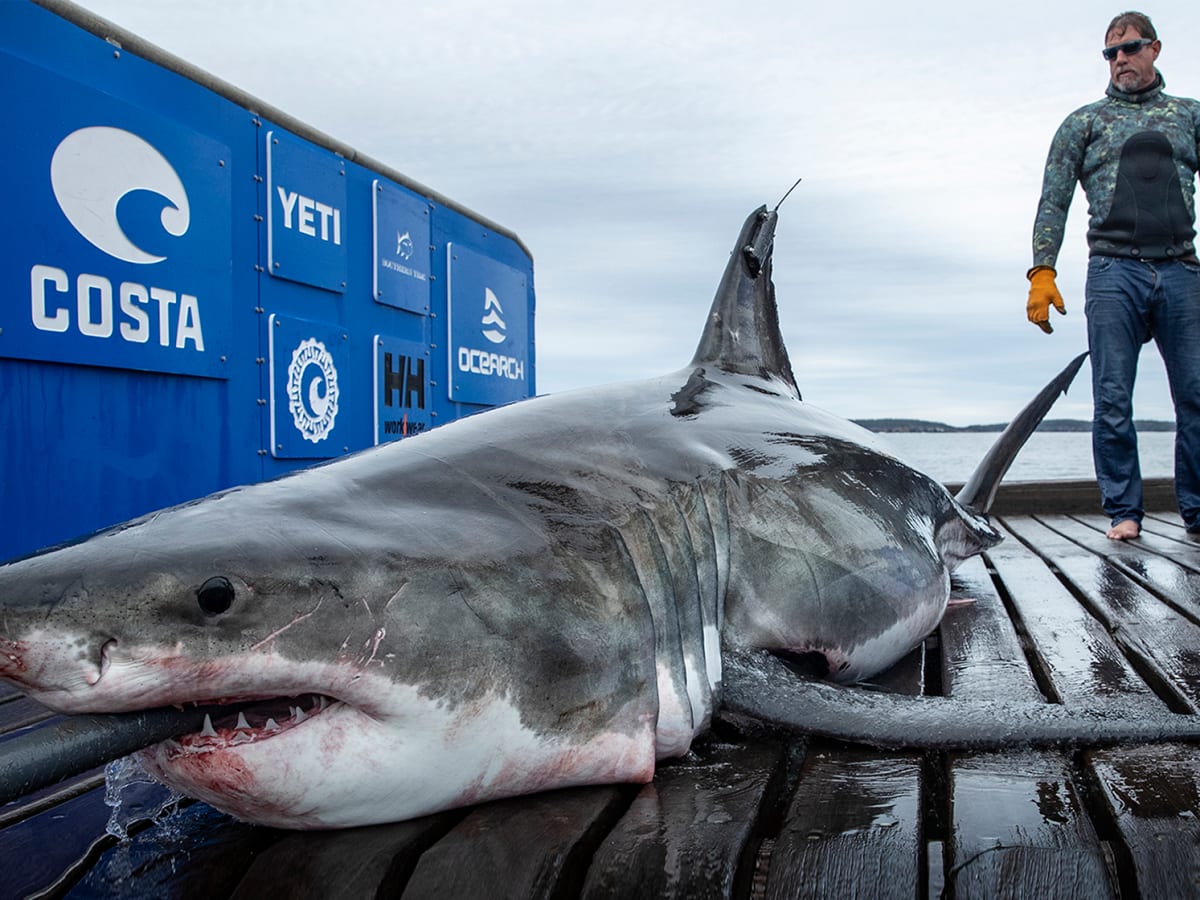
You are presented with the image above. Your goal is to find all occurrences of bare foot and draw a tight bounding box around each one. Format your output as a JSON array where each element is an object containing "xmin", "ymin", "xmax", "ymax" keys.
[{"xmin": 1106, "ymin": 519, "xmax": 1140, "ymax": 541}]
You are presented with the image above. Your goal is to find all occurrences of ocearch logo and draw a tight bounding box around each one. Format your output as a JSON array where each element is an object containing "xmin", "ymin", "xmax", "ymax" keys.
[
  {"xmin": 50, "ymin": 126, "xmax": 190, "ymax": 264},
  {"xmin": 481, "ymin": 288, "xmax": 506, "ymax": 344}
]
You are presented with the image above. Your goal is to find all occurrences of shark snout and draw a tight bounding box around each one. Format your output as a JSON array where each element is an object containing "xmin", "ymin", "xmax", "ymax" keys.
[{"xmin": 0, "ymin": 627, "xmax": 110, "ymax": 700}]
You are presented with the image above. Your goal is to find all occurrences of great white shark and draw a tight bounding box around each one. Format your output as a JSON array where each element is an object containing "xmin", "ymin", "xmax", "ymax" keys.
[{"xmin": 1, "ymin": 207, "xmax": 1197, "ymax": 829}]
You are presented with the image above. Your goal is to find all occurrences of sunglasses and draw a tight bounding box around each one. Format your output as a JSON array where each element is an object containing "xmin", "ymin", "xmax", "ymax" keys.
[{"xmin": 1102, "ymin": 38, "xmax": 1154, "ymax": 61}]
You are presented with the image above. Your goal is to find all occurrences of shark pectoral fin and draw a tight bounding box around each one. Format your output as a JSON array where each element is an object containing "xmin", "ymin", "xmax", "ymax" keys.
[{"xmin": 718, "ymin": 646, "xmax": 1200, "ymax": 750}]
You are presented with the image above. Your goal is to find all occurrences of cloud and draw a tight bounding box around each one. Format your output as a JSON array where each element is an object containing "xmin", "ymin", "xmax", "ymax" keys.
[{"xmin": 79, "ymin": 0, "xmax": 1199, "ymax": 425}]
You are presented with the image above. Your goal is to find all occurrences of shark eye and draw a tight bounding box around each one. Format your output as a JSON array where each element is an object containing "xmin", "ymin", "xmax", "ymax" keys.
[{"xmin": 197, "ymin": 576, "xmax": 235, "ymax": 616}]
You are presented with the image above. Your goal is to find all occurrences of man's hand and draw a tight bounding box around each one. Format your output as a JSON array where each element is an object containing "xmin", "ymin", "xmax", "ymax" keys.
[{"xmin": 1026, "ymin": 266, "xmax": 1066, "ymax": 333}]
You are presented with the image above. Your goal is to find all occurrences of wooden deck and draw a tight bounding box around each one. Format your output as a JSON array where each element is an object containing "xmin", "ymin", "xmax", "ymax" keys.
[{"xmin": 3, "ymin": 484, "xmax": 1200, "ymax": 898}]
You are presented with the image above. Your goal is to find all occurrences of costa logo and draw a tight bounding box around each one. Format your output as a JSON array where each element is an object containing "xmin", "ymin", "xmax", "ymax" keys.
[{"xmin": 50, "ymin": 126, "xmax": 190, "ymax": 264}]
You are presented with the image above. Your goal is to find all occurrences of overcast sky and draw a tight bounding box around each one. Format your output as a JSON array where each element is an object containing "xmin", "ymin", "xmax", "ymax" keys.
[{"xmin": 75, "ymin": 0, "xmax": 1200, "ymax": 425}]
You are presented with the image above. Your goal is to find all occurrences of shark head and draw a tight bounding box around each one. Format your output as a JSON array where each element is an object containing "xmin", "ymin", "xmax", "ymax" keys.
[{"xmin": 0, "ymin": 463, "xmax": 660, "ymax": 827}]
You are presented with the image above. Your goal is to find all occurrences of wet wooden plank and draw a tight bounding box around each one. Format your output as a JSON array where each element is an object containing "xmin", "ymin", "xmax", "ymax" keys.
[
  {"xmin": 0, "ymin": 784, "xmax": 114, "ymax": 898},
  {"xmin": 71, "ymin": 803, "xmax": 282, "ymax": 900},
  {"xmin": 1087, "ymin": 511, "xmax": 1200, "ymax": 561},
  {"xmin": 939, "ymin": 555, "xmax": 1040, "ymax": 701},
  {"xmin": 232, "ymin": 810, "xmax": 457, "ymax": 900},
  {"xmin": 941, "ymin": 544, "xmax": 1114, "ymax": 898},
  {"xmin": 402, "ymin": 786, "xmax": 628, "ymax": 900},
  {"xmin": 1089, "ymin": 743, "xmax": 1200, "ymax": 898},
  {"xmin": 764, "ymin": 747, "xmax": 921, "ymax": 900},
  {"xmin": 1001, "ymin": 515, "xmax": 1200, "ymax": 709},
  {"xmin": 0, "ymin": 696, "xmax": 56, "ymax": 735},
  {"xmin": 864, "ymin": 643, "xmax": 923, "ymax": 695},
  {"xmin": 943, "ymin": 478, "xmax": 1176, "ymax": 516},
  {"xmin": 1047, "ymin": 514, "xmax": 1200, "ymax": 622},
  {"xmin": 949, "ymin": 752, "xmax": 1114, "ymax": 898},
  {"xmin": 987, "ymin": 520, "xmax": 1165, "ymax": 711},
  {"xmin": 581, "ymin": 740, "xmax": 783, "ymax": 900}
]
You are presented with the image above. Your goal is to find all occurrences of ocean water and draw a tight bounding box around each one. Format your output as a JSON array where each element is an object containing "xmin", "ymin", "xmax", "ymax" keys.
[{"xmin": 878, "ymin": 430, "xmax": 1177, "ymax": 485}]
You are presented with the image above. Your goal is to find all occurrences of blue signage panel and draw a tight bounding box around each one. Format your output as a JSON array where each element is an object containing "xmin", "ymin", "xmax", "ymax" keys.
[
  {"xmin": 266, "ymin": 130, "xmax": 347, "ymax": 293},
  {"xmin": 374, "ymin": 335, "xmax": 431, "ymax": 443},
  {"xmin": 373, "ymin": 180, "xmax": 431, "ymax": 314},
  {"xmin": 269, "ymin": 314, "xmax": 351, "ymax": 458},
  {"xmin": 447, "ymin": 243, "xmax": 530, "ymax": 406},
  {"xmin": 0, "ymin": 54, "xmax": 233, "ymax": 378}
]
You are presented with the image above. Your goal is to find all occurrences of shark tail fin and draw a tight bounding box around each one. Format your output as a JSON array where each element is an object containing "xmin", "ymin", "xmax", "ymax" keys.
[
  {"xmin": 955, "ymin": 352, "xmax": 1089, "ymax": 514},
  {"xmin": 690, "ymin": 206, "xmax": 798, "ymax": 397}
]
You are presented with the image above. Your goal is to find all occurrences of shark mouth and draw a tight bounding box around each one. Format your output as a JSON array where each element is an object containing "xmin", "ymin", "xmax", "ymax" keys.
[{"xmin": 160, "ymin": 693, "xmax": 340, "ymax": 756}]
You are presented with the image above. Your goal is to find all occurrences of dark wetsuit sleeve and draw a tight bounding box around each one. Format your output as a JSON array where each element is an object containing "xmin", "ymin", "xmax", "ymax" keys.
[{"xmin": 1032, "ymin": 112, "xmax": 1088, "ymax": 269}]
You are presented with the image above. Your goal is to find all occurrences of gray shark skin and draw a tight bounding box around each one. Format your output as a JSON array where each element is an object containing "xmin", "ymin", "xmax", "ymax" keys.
[{"xmin": 0, "ymin": 206, "xmax": 1172, "ymax": 830}]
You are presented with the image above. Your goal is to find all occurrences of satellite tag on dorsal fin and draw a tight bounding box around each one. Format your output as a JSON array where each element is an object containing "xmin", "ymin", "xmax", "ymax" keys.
[{"xmin": 689, "ymin": 206, "xmax": 798, "ymax": 397}]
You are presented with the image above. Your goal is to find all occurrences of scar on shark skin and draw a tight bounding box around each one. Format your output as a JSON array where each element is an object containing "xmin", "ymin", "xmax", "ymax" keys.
[{"xmin": 249, "ymin": 600, "xmax": 323, "ymax": 652}]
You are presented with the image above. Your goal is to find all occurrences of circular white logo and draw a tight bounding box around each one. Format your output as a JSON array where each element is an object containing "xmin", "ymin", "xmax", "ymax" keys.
[
  {"xmin": 286, "ymin": 338, "xmax": 339, "ymax": 443},
  {"xmin": 50, "ymin": 126, "xmax": 190, "ymax": 264}
]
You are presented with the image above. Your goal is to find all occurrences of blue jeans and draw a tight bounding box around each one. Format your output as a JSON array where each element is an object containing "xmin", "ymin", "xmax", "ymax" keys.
[{"xmin": 1085, "ymin": 255, "xmax": 1200, "ymax": 529}]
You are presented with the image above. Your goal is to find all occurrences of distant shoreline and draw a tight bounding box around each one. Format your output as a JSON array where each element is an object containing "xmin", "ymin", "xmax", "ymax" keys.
[{"xmin": 854, "ymin": 418, "xmax": 1176, "ymax": 434}]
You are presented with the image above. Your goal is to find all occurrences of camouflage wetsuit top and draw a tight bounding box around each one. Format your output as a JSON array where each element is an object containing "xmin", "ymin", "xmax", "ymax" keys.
[{"xmin": 1033, "ymin": 72, "xmax": 1200, "ymax": 268}]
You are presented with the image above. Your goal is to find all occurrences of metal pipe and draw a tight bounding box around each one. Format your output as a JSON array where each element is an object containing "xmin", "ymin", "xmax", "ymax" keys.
[{"xmin": 0, "ymin": 703, "xmax": 248, "ymax": 806}]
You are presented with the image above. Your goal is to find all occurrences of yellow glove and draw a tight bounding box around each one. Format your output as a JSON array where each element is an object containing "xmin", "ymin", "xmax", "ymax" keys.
[{"xmin": 1026, "ymin": 266, "xmax": 1066, "ymax": 334}]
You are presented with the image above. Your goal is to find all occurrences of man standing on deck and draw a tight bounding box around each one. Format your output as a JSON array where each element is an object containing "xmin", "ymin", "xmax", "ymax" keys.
[{"xmin": 1026, "ymin": 11, "xmax": 1200, "ymax": 541}]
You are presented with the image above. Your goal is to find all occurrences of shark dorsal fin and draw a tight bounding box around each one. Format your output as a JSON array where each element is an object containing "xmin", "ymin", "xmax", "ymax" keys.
[{"xmin": 690, "ymin": 206, "xmax": 798, "ymax": 397}]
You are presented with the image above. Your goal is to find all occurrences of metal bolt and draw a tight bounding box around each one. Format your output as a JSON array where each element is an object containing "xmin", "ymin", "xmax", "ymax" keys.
[
  {"xmin": 254, "ymin": 215, "xmax": 263, "ymax": 222},
  {"xmin": 274, "ymin": 262, "xmax": 280, "ymax": 269}
]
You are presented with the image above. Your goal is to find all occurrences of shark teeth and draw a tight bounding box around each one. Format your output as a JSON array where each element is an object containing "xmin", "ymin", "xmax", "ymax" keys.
[{"xmin": 177, "ymin": 694, "xmax": 337, "ymax": 753}]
